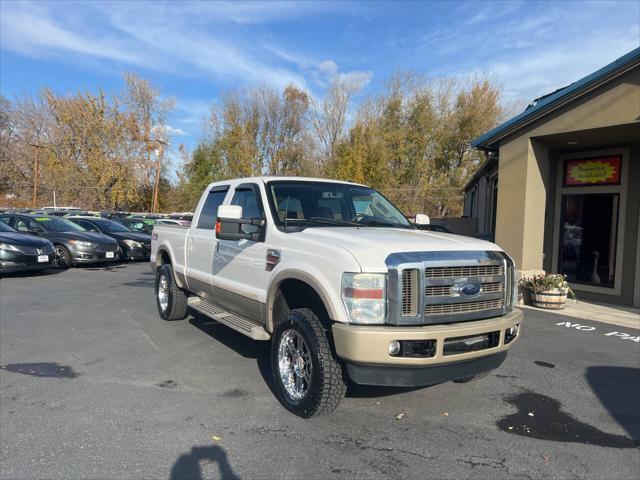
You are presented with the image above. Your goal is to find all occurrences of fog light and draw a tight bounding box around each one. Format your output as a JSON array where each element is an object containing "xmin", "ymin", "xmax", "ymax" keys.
[
  {"xmin": 388, "ymin": 340, "xmax": 401, "ymax": 356},
  {"xmin": 505, "ymin": 324, "xmax": 520, "ymax": 344}
]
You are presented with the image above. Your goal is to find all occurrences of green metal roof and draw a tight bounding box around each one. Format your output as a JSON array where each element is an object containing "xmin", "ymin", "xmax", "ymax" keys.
[{"xmin": 472, "ymin": 47, "xmax": 640, "ymax": 150}]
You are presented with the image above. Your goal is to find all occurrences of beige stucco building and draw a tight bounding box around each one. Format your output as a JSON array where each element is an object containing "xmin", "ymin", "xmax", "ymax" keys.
[{"xmin": 466, "ymin": 48, "xmax": 640, "ymax": 307}]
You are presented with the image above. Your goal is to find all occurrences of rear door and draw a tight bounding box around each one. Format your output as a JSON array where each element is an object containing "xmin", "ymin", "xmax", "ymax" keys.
[
  {"xmin": 212, "ymin": 183, "xmax": 267, "ymax": 322},
  {"xmin": 185, "ymin": 185, "xmax": 230, "ymax": 299}
]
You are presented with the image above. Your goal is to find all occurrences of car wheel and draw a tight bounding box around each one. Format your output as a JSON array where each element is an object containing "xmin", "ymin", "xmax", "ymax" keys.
[
  {"xmin": 155, "ymin": 263, "xmax": 188, "ymax": 321},
  {"xmin": 52, "ymin": 245, "xmax": 71, "ymax": 269},
  {"xmin": 271, "ymin": 308, "xmax": 346, "ymax": 417}
]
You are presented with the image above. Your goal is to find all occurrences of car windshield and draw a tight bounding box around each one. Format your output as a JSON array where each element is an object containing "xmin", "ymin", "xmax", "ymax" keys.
[
  {"xmin": 96, "ymin": 219, "xmax": 131, "ymax": 233},
  {"xmin": 0, "ymin": 221, "xmax": 16, "ymax": 233},
  {"xmin": 127, "ymin": 219, "xmax": 153, "ymax": 233},
  {"xmin": 33, "ymin": 216, "xmax": 86, "ymax": 232},
  {"xmin": 267, "ymin": 181, "xmax": 412, "ymax": 229}
]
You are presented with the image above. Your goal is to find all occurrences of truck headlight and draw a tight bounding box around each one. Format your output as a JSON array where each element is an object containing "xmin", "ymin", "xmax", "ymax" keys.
[
  {"xmin": 123, "ymin": 240, "xmax": 143, "ymax": 248},
  {"xmin": 341, "ymin": 273, "xmax": 387, "ymax": 324}
]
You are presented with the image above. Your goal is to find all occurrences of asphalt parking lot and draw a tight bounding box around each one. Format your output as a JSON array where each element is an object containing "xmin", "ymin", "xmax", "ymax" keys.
[{"xmin": 1, "ymin": 263, "xmax": 639, "ymax": 480}]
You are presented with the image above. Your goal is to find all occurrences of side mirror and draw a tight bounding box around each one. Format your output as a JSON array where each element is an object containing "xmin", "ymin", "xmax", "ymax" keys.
[
  {"xmin": 415, "ymin": 214, "xmax": 430, "ymax": 225},
  {"xmin": 26, "ymin": 228, "xmax": 41, "ymax": 236},
  {"xmin": 215, "ymin": 205, "xmax": 265, "ymax": 241}
]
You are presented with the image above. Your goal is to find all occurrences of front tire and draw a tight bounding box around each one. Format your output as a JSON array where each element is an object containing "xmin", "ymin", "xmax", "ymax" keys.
[
  {"xmin": 271, "ymin": 308, "xmax": 346, "ymax": 417},
  {"xmin": 155, "ymin": 263, "xmax": 188, "ymax": 321},
  {"xmin": 52, "ymin": 245, "xmax": 71, "ymax": 269}
]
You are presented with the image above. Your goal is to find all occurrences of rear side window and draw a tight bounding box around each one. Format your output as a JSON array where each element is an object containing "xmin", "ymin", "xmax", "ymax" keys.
[
  {"xmin": 197, "ymin": 188, "xmax": 229, "ymax": 230},
  {"xmin": 75, "ymin": 220, "xmax": 99, "ymax": 232},
  {"xmin": 15, "ymin": 217, "xmax": 41, "ymax": 232}
]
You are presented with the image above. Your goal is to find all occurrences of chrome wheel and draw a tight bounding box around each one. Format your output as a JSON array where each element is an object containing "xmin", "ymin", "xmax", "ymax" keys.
[
  {"xmin": 157, "ymin": 273, "xmax": 169, "ymax": 313},
  {"xmin": 277, "ymin": 329, "xmax": 313, "ymax": 401}
]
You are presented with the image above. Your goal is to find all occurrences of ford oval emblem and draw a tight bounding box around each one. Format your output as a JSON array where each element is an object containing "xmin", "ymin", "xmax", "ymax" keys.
[{"xmin": 459, "ymin": 282, "xmax": 482, "ymax": 296}]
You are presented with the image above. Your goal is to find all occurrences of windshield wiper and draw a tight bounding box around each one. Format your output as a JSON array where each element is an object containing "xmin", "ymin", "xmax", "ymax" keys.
[
  {"xmin": 357, "ymin": 218, "xmax": 412, "ymax": 229},
  {"xmin": 307, "ymin": 217, "xmax": 362, "ymax": 226}
]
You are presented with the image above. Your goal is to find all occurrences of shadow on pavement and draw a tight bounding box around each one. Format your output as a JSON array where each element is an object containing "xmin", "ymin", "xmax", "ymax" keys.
[
  {"xmin": 170, "ymin": 445, "xmax": 240, "ymax": 480},
  {"xmin": 188, "ymin": 311, "xmax": 276, "ymax": 397},
  {"xmin": 586, "ymin": 366, "xmax": 640, "ymax": 443},
  {"xmin": 0, "ymin": 267, "xmax": 66, "ymax": 278},
  {"xmin": 189, "ymin": 310, "xmax": 427, "ymax": 402}
]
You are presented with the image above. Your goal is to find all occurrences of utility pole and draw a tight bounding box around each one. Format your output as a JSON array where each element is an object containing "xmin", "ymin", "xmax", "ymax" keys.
[
  {"xmin": 32, "ymin": 147, "xmax": 39, "ymax": 208},
  {"xmin": 151, "ymin": 139, "xmax": 168, "ymax": 213}
]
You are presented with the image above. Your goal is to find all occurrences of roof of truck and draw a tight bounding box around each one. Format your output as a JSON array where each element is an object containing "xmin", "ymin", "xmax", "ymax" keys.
[{"xmin": 218, "ymin": 176, "xmax": 367, "ymax": 187}]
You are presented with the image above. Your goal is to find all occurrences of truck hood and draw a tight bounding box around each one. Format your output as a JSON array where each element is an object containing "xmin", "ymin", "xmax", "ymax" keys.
[{"xmin": 294, "ymin": 227, "xmax": 503, "ymax": 271}]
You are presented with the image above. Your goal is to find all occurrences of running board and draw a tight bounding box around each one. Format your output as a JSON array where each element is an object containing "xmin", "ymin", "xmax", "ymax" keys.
[{"xmin": 188, "ymin": 297, "xmax": 270, "ymax": 341}]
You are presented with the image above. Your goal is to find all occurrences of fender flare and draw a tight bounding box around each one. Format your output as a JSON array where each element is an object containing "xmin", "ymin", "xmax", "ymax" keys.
[
  {"xmin": 265, "ymin": 268, "xmax": 344, "ymax": 332},
  {"xmin": 155, "ymin": 246, "xmax": 186, "ymax": 289}
]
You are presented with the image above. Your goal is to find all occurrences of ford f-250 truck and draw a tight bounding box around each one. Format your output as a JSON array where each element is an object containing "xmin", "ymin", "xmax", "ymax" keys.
[{"xmin": 151, "ymin": 177, "xmax": 522, "ymax": 417}]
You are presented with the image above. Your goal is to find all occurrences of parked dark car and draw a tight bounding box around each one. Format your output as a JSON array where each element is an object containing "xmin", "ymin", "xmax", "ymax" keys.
[
  {"xmin": 116, "ymin": 217, "xmax": 156, "ymax": 235},
  {"xmin": 0, "ymin": 214, "xmax": 120, "ymax": 268},
  {"xmin": 68, "ymin": 216, "xmax": 151, "ymax": 261},
  {"xmin": 0, "ymin": 221, "xmax": 55, "ymax": 274}
]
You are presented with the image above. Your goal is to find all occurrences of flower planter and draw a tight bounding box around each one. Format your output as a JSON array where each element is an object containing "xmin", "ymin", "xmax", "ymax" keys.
[{"xmin": 529, "ymin": 288, "xmax": 568, "ymax": 310}]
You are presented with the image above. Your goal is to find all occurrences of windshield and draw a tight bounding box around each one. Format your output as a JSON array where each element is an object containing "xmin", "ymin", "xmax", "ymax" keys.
[
  {"xmin": 127, "ymin": 219, "xmax": 153, "ymax": 234},
  {"xmin": 96, "ymin": 219, "xmax": 131, "ymax": 233},
  {"xmin": 33, "ymin": 216, "xmax": 86, "ymax": 232},
  {"xmin": 267, "ymin": 181, "xmax": 411, "ymax": 229},
  {"xmin": 0, "ymin": 221, "xmax": 16, "ymax": 233}
]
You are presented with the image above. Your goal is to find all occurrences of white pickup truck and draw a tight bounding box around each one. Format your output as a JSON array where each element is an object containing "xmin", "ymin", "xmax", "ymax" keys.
[{"xmin": 151, "ymin": 177, "xmax": 522, "ymax": 417}]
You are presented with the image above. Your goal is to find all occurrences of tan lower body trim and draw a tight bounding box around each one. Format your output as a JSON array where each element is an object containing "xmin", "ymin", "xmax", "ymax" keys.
[{"xmin": 333, "ymin": 310, "xmax": 523, "ymax": 366}]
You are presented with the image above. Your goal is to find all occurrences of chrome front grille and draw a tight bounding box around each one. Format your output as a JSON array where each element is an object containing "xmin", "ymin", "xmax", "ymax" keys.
[
  {"xmin": 425, "ymin": 283, "xmax": 503, "ymax": 296},
  {"xmin": 386, "ymin": 250, "xmax": 513, "ymax": 325},
  {"xmin": 401, "ymin": 269, "xmax": 418, "ymax": 316},
  {"xmin": 426, "ymin": 299, "xmax": 503, "ymax": 316},
  {"xmin": 425, "ymin": 265, "xmax": 503, "ymax": 278}
]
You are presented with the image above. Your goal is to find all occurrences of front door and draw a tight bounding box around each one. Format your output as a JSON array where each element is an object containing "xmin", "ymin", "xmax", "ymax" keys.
[
  {"xmin": 213, "ymin": 183, "xmax": 267, "ymax": 322},
  {"xmin": 185, "ymin": 185, "xmax": 229, "ymax": 299}
]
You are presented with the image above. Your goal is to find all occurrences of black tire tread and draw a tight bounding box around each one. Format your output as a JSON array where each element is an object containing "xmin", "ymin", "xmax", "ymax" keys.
[
  {"xmin": 157, "ymin": 263, "xmax": 188, "ymax": 321},
  {"xmin": 272, "ymin": 308, "xmax": 346, "ymax": 417}
]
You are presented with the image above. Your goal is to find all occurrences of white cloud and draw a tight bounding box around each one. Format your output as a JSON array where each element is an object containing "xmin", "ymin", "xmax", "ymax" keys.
[
  {"xmin": 165, "ymin": 125, "xmax": 187, "ymax": 137},
  {"xmin": 0, "ymin": 8, "xmax": 140, "ymax": 64},
  {"xmin": 0, "ymin": 1, "xmax": 311, "ymax": 91}
]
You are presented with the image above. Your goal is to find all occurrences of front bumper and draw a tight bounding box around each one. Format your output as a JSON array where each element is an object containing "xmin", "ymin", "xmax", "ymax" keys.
[
  {"xmin": 345, "ymin": 351, "xmax": 508, "ymax": 387},
  {"xmin": 333, "ymin": 309, "xmax": 522, "ymax": 384},
  {"xmin": 0, "ymin": 251, "xmax": 54, "ymax": 273},
  {"xmin": 124, "ymin": 245, "xmax": 151, "ymax": 260},
  {"xmin": 69, "ymin": 246, "xmax": 119, "ymax": 264}
]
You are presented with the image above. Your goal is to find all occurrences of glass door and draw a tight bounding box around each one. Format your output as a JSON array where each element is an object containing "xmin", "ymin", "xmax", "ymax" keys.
[{"xmin": 558, "ymin": 193, "xmax": 619, "ymax": 288}]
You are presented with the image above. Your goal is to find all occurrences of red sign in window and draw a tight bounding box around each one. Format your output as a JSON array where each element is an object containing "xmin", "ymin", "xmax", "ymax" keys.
[{"xmin": 565, "ymin": 156, "xmax": 621, "ymax": 186}]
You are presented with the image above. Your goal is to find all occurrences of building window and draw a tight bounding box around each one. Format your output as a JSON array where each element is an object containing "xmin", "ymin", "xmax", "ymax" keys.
[{"xmin": 559, "ymin": 193, "xmax": 619, "ymax": 288}]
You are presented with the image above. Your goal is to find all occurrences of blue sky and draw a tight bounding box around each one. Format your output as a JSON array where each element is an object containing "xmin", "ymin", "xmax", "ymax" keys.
[{"xmin": 1, "ymin": 0, "xmax": 639, "ymax": 155}]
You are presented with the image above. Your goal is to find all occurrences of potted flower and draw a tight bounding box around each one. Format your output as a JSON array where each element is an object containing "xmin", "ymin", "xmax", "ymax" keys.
[{"xmin": 519, "ymin": 273, "xmax": 576, "ymax": 309}]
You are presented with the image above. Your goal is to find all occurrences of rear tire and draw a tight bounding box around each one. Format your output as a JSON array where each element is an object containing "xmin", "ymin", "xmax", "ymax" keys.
[
  {"xmin": 271, "ymin": 308, "xmax": 346, "ymax": 417},
  {"xmin": 155, "ymin": 263, "xmax": 188, "ymax": 321}
]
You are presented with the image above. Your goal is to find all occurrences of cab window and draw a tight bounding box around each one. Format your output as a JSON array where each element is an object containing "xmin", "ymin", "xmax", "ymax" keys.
[
  {"xmin": 197, "ymin": 187, "xmax": 229, "ymax": 230},
  {"xmin": 231, "ymin": 186, "xmax": 264, "ymax": 235}
]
